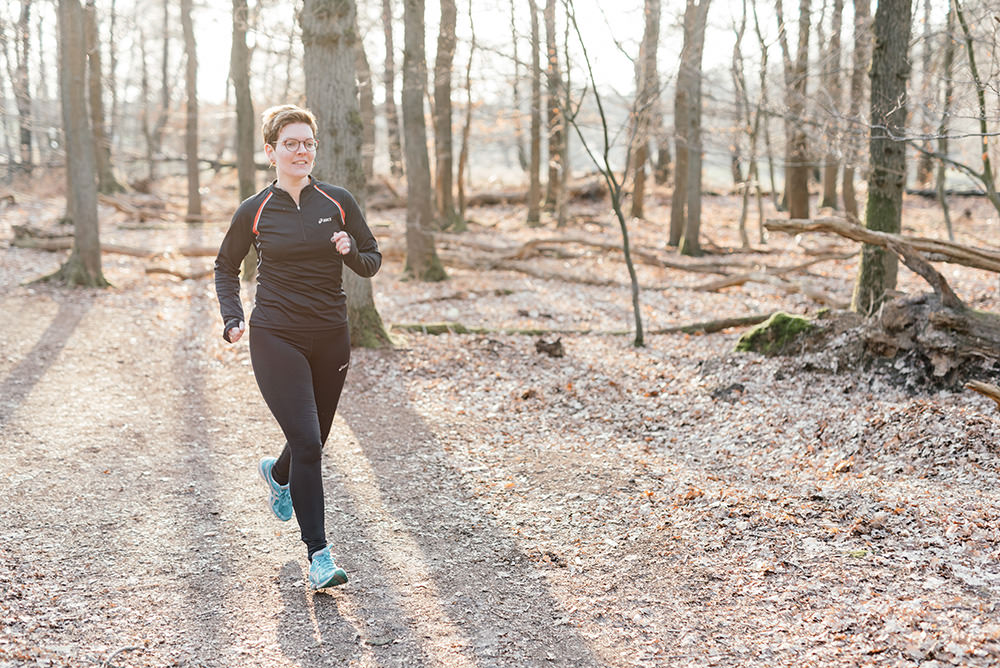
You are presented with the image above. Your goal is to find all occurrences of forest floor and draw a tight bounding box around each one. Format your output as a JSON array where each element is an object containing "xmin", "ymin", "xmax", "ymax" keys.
[{"xmin": 2, "ymin": 173, "xmax": 1000, "ymax": 668}]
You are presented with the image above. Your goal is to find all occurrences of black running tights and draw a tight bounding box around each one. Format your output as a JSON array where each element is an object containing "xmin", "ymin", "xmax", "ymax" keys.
[{"xmin": 249, "ymin": 325, "xmax": 350, "ymax": 558}]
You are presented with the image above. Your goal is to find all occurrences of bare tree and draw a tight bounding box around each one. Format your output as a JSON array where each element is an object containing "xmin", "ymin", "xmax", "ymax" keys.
[
  {"xmin": 433, "ymin": 0, "xmax": 458, "ymax": 226},
  {"xmin": 819, "ymin": 0, "xmax": 843, "ymax": 209},
  {"xmin": 402, "ymin": 0, "xmax": 446, "ymax": 280},
  {"xmin": 302, "ymin": 0, "xmax": 391, "ymax": 346},
  {"xmin": 563, "ymin": 0, "xmax": 644, "ymax": 346},
  {"xmin": 456, "ymin": 0, "xmax": 476, "ymax": 227},
  {"xmin": 842, "ymin": 0, "xmax": 870, "ymax": 220},
  {"xmin": 851, "ymin": 0, "xmax": 912, "ymax": 315},
  {"xmin": 382, "ymin": 0, "xmax": 404, "ymax": 177},
  {"xmin": 230, "ymin": 0, "xmax": 257, "ymax": 279},
  {"xmin": 775, "ymin": 0, "xmax": 812, "ymax": 220},
  {"xmin": 913, "ymin": 0, "xmax": 935, "ymax": 187},
  {"xmin": 181, "ymin": 0, "xmax": 201, "ymax": 220},
  {"xmin": 935, "ymin": 1, "xmax": 956, "ymax": 241},
  {"xmin": 11, "ymin": 1, "xmax": 32, "ymax": 172},
  {"xmin": 670, "ymin": 0, "xmax": 712, "ymax": 256},
  {"xmin": 84, "ymin": 0, "xmax": 124, "ymax": 193},
  {"xmin": 510, "ymin": 0, "xmax": 528, "ymax": 171},
  {"xmin": 527, "ymin": 0, "xmax": 542, "ymax": 225},
  {"xmin": 628, "ymin": 0, "xmax": 660, "ymax": 220},
  {"xmin": 230, "ymin": 0, "xmax": 255, "ymax": 203},
  {"xmin": 356, "ymin": 34, "xmax": 376, "ymax": 182},
  {"xmin": 543, "ymin": 0, "xmax": 565, "ymax": 212},
  {"xmin": 50, "ymin": 0, "xmax": 107, "ymax": 287}
]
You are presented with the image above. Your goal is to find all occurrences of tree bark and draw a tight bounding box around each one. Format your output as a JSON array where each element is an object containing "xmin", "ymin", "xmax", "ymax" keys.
[
  {"xmin": 783, "ymin": 0, "xmax": 811, "ymax": 220},
  {"xmin": 913, "ymin": 0, "xmax": 935, "ymax": 187},
  {"xmin": 510, "ymin": 0, "xmax": 528, "ymax": 171},
  {"xmin": 527, "ymin": 0, "xmax": 542, "ymax": 225},
  {"xmin": 669, "ymin": 1, "xmax": 695, "ymax": 246},
  {"xmin": 629, "ymin": 0, "xmax": 660, "ymax": 220},
  {"xmin": 84, "ymin": 0, "xmax": 123, "ymax": 194},
  {"xmin": 936, "ymin": 1, "xmax": 955, "ymax": 241},
  {"xmin": 356, "ymin": 33, "xmax": 376, "ymax": 182},
  {"xmin": 12, "ymin": 1, "xmax": 33, "ymax": 173},
  {"xmin": 301, "ymin": 0, "xmax": 391, "ymax": 347},
  {"xmin": 382, "ymin": 0, "xmax": 404, "ymax": 177},
  {"xmin": 842, "ymin": 0, "xmax": 871, "ymax": 220},
  {"xmin": 678, "ymin": 0, "xmax": 711, "ymax": 257},
  {"xmin": 456, "ymin": 0, "xmax": 476, "ymax": 228},
  {"xmin": 819, "ymin": 0, "xmax": 843, "ymax": 210},
  {"xmin": 53, "ymin": 0, "xmax": 107, "ymax": 287},
  {"xmin": 230, "ymin": 0, "xmax": 255, "ymax": 203},
  {"xmin": 402, "ymin": 0, "xmax": 446, "ymax": 280},
  {"xmin": 180, "ymin": 0, "xmax": 201, "ymax": 220},
  {"xmin": 543, "ymin": 0, "xmax": 564, "ymax": 213},
  {"xmin": 433, "ymin": 0, "xmax": 458, "ymax": 226},
  {"xmin": 230, "ymin": 0, "xmax": 257, "ymax": 279},
  {"xmin": 851, "ymin": 0, "xmax": 912, "ymax": 315}
]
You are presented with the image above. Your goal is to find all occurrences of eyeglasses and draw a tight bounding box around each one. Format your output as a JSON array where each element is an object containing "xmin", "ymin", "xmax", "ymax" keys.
[{"xmin": 274, "ymin": 138, "xmax": 318, "ymax": 152}]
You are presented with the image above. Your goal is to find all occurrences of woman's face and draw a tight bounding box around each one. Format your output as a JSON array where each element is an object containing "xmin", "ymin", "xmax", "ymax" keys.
[{"xmin": 267, "ymin": 122, "xmax": 316, "ymax": 181}]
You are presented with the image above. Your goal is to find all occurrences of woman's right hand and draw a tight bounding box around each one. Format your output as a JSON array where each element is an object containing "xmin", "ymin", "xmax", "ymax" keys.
[{"xmin": 227, "ymin": 320, "xmax": 245, "ymax": 343}]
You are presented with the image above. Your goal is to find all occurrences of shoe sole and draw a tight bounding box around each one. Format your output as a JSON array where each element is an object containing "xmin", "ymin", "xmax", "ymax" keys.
[{"xmin": 312, "ymin": 569, "xmax": 348, "ymax": 589}]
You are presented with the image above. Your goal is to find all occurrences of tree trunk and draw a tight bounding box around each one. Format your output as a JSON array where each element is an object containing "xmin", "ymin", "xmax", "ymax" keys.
[
  {"xmin": 382, "ymin": 0, "xmax": 404, "ymax": 177},
  {"xmin": 456, "ymin": 0, "xmax": 476, "ymax": 228},
  {"xmin": 301, "ymin": 0, "xmax": 391, "ymax": 347},
  {"xmin": 433, "ymin": 0, "xmax": 458, "ymax": 226},
  {"xmin": 53, "ymin": 0, "xmax": 107, "ymax": 287},
  {"xmin": 851, "ymin": 0, "xmax": 912, "ymax": 315},
  {"xmin": 180, "ymin": 0, "xmax": 201, "ymax": 220},
  {"xmin": 84, "ymin": 0, "xmax": 123, "ymax": 194},
  {"xmin": 629, "ymin": 0, "xmax": 660, "ymax": 220},
  {"xmin": 402, "ymin": 0, "xmax": 446, "ymax": 280},
  {"xmin": 936, "ymin": 1, "xmax": 955, "ymax": 241},
  {"xmin": 678, "ymin": 0, "xmax": 712, "ymax": 257},
  {"xmin": 527, "ymin": 0, "xmax": 542, "ymax": 225},
  {"xmin": 230, "ymin": 0, "xmax": 255, "ymax": 202},
  {"xmin": 784, "ymin": 0, "xmax": 811, "ymax": 220},
  {"xmin": 230, "ymin": 0, "xmax": 257, "ymax": 279},
  {"xmin": 356, "ymin": 34, "xmax": 376, "ymax": 182},
  {"xmin": 543, "ymin": 0, "xmax": 564, "ymax": 213},
  {"xmin": 913, "ymin": 0, "xmax": 934, "ymax": 187},
  {"xmin": 819, "ymin": 0, "xmax": 843, "ymax": 210},
  {"xmin": 107, "ymin": 0, "xmax": 118, "ymax": 153},
  {"xmin": 842, "ymin": 0, "xmax": 871, "ymax": 220},
  {"xmin": 510, "ymin": 0, "xmax": 528, "ymax": 171},
  {"xmin": 13, "ymin": 1, "xmax": 33, "ymax": 173}
]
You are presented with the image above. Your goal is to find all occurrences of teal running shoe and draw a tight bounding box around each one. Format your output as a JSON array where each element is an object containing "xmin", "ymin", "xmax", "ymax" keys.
[
  {"xmin": 309, "ymin": 547, "xmax": 348, "ymax": 589},
  {"xmin": 258, "ymin": 457, "xmax": 293, "ymax": 521}
]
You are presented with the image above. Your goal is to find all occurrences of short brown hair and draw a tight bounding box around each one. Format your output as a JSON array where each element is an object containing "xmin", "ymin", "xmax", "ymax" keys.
[{"xmin": 261, "ymin": 104, "xmax": 318, "ymax": 147}]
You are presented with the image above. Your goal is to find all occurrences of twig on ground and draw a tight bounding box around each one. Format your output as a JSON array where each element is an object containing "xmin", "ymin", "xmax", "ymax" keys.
[{"xmin": 102, "ymin": 646, "xmax": 143, "ymax": 668}]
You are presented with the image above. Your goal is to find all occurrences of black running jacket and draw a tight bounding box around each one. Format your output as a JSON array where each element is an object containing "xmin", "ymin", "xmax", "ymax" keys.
[{"xmin": 214, "ymin": 178, "xmax": 382, "ymax": 340}]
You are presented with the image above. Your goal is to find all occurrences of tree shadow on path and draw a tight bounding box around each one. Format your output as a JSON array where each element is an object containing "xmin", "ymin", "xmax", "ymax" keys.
[
  {"xmin": 300, "ymin": 351, "xmax": 604, "ymax": 668},
  {"xmin": 0, "ymin": 296, "xmax": 91, "ymax": 428}
]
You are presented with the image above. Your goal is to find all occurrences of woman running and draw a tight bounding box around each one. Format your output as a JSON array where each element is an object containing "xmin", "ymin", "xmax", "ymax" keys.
[{"xmin": 214, "ymin": 104, "xmax": 381, "ymax": 589}]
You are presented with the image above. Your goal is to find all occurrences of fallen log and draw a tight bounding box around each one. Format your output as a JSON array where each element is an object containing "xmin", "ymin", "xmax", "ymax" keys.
[
  {"xmin": 764, "ymin": 217, "xmax": 1000, "ymax": 274},
  {"xmin": 389, "ymin": 312, "xmax": 772, "ymax": 337},
  {"xmin": 966, "ymin": 381, "xmax": 1000, "ymax": 411},
  {"xmin": 12, "ymin": 225, "xmax": 216, "ymax": 259},
  {"xmin": 146, "ymin": 266, "xmax": 214, "ymax": 280}
]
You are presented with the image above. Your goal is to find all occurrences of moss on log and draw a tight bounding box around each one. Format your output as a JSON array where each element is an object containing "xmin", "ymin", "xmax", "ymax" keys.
[{"xmin": 735, "ymin": 311, "xmax": 814, "ymax": 356}]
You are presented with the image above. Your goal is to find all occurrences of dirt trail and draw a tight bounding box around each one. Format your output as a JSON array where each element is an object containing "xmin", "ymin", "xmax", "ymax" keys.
[{"xmin": 0, "ymin": 283, "xmax": 606, "ymax": 667}]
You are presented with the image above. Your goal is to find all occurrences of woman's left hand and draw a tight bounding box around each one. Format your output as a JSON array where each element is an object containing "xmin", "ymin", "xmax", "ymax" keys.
[{"xmin": 331, "ymin": 231, "xmax": 351, "ymax": 256}]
